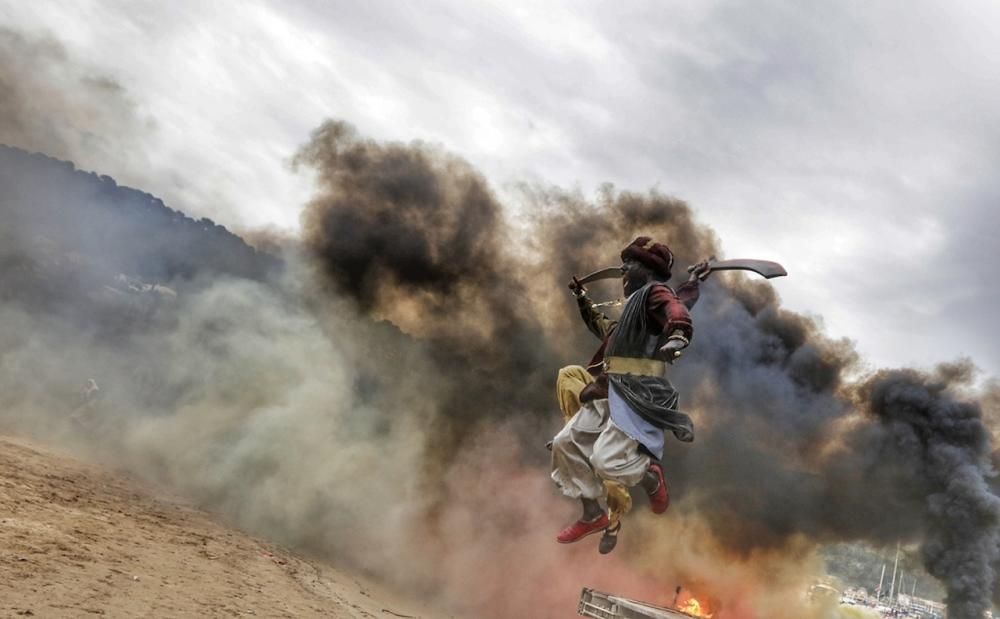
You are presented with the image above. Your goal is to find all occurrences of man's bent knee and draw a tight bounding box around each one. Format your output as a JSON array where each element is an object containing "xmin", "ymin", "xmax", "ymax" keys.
[
  {"xmin": 590, "ymin": 449, "xmax": 648, "ymax": 487},
  {"xmin": 557, "ymin": 365, "xmax": 588, "ymax": 383},
  {"xmin": 589, "ymin": 451, "xmax": 615, "ymax": 481}
]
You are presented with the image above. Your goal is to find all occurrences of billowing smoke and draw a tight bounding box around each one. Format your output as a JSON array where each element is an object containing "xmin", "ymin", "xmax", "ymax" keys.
[
  {"xmin": 292, "ymin": 120, "xmax": 1000, "ymax": 617},
  {"xmin": 2, "ymin": 112, "xmax": 998, "ymax": 619},
  {"xmin": 860, "ymin": 367, "xmax": 1000, "ymax": 617},
  {"xmin": 294, "ymin": 120, "xmax": 552, "ymax": 415}
]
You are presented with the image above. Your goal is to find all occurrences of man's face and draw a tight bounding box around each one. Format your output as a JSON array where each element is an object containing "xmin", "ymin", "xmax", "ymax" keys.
[{"xmin": 622, "ymin": 259, "xmax": 652, "ymax": 296}]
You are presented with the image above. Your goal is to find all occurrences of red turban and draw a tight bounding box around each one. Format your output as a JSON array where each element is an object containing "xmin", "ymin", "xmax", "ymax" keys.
[{"xmin": 621, "ymin": 236, "xmax": 674, "ymax": 279}]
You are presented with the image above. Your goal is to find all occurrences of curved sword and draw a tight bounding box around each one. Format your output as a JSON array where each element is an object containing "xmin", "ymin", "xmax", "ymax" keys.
[
  {"xmin": 577, "ymin": 266, "xmax": 624, "ymax": 286},
  {"xmin": 577, "ymin": 258, "xmax": 787, "ymax": 285},
  {"xmin": 696, "ymin": 258, "xmax": 787, "ymax": 279}
]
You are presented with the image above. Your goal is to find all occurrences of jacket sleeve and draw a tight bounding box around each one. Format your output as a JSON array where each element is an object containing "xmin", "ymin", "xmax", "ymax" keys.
[
  {"xmin": 674, "ymin": 280, "xmax": 701, "ymax": 310},
  {"xmin": 577, "ymin": 295, "xmax": 617, "ymax": 340},
  {"xmin": 647, "ymin": 284, "xmax": 694, "ymax": 341}
]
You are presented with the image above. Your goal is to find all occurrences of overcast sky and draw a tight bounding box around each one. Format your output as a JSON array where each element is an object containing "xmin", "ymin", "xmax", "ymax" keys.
[{"xmin": 2, "ymin": 0, "xmax": 998, "ymax": 379}]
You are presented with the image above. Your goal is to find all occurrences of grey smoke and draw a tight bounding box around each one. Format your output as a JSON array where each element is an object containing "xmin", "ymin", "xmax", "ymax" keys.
[{"xmin": 0, "ymin": 28, "xmax": 149, "ymax": 172}]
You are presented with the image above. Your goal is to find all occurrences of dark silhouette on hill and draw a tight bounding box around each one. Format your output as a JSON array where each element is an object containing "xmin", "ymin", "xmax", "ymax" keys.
[
  {"xmin": 0, "ymin": 144, "xmax": 281, "ymax": 322},
  {"xmin": 0, "ymin": 144, "xmax": 280, "ymax": 287}
]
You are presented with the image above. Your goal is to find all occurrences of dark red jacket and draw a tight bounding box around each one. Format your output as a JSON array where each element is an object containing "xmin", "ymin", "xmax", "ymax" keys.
[{"xmin": 578, "ymin": 281, "xmax": 698, "ymax": 401}]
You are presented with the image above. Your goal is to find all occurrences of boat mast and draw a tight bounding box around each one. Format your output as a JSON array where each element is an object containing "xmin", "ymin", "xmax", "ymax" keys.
[
  {"xmin": 877, "ymin": 563, "xmax": 886, "ymax": 601},
  {"xmin": 889, "ymin": 542, "xmax": 900, "ymax": 602}
]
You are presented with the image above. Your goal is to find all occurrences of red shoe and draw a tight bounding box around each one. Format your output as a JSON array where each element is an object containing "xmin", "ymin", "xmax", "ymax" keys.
[
  {"xmin": 556, "ymin": 513, "xmax": 609, "ymax": 544},
  {"xmin": 647, "ymin": 462, "xmax": 670, "ymax": 514}
]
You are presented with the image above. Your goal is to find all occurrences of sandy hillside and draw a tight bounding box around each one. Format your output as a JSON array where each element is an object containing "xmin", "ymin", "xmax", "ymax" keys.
[{"xmin": 0, "ymin": 435, "xmax": 451, "ymax": 619}]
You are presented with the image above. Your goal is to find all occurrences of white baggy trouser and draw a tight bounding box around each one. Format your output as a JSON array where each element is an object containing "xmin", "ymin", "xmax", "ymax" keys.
[{"xmin": 550, "ymin": 398, "xmax": 651, "ymax": 500}]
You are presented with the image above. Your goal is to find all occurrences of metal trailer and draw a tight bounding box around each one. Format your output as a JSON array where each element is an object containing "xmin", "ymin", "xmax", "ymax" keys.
[{"xmin": 578, "ymin": 588, "xmax": 698, "ymax": 619}]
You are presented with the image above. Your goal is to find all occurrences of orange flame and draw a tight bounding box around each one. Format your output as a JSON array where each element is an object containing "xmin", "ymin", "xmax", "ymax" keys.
[{"xmin": 680, "ymin": 596, "xmax": 714, "ymax": 618}]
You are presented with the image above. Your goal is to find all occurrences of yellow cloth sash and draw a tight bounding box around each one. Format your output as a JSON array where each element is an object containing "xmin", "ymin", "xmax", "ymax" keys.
[{"xmin": 604, "ymin": 356, "xmax": 666, "ymax": 377}]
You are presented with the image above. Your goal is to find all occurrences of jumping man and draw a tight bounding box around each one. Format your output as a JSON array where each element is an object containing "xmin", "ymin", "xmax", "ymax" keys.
[{"xmin": 551, "ymin": 237, "xmax": 709, "ymax": 544}]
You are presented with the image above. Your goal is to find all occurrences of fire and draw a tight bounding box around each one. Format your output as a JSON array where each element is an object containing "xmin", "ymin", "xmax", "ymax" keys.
[{"xmin": 680, "ymin": 597, "xmax": 714, "ymax": 618}]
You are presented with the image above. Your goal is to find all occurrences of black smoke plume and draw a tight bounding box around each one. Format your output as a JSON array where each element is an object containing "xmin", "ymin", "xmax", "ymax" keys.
[{"xmin": 860, "ymin": 367, "xmax": 1000, "ymax": 617}]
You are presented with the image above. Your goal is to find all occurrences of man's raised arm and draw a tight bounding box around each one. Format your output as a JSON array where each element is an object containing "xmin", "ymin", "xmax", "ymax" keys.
[{"xmin": 569, "ymin": 277, "xmax": 616, "ymax": 339}]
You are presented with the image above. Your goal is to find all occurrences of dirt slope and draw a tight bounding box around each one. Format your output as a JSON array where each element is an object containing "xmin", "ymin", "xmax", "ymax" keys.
[{"xmin": 0, "ymin": 436, "xmax": 449, "ymax": 618}]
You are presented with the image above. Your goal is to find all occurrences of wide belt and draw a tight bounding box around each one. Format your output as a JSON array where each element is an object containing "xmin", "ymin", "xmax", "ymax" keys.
[{"xmin": 604, "ymin": 356, "xmax": 666, "ymax": 377}]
